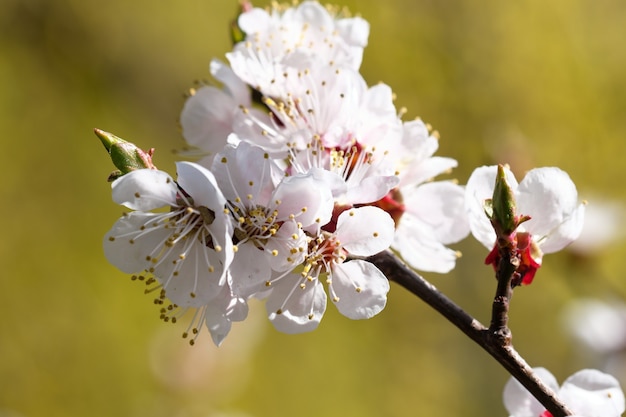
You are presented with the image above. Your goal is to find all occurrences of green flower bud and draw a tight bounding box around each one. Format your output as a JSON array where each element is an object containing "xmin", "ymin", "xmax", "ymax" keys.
[
  {"xmin": 95, "ymin": 129, "xmax": 156, "ymax": 181},
  {"xmin": 492, "ymin": 164, "xmax": 517, "ymax": 235}
]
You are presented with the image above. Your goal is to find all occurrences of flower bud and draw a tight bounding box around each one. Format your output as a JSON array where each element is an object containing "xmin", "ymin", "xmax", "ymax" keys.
[
  {"xmin": 94, "ymin": 128, "xmax": 156, "ymax": 181},
  {"xmin": 491, "ymin": 164, "xmax": 518, "ymax": 236}
]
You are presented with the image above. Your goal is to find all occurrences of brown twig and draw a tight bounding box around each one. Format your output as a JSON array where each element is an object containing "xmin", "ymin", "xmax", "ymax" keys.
[{"xmin": 366, "ymin": 250, "xmax": 573, "ymax": 417}]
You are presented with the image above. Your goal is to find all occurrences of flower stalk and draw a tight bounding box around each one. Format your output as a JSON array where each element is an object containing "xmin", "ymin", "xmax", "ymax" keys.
[{"xmin": 367, "ymin": 250, "xmax": 574, "ymax": 417}]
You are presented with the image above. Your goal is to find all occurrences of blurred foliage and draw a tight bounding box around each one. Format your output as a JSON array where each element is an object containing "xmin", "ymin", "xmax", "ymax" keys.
[{"xmin": 1, "ymin": 0, "xmax": 626, "ymax": 416}]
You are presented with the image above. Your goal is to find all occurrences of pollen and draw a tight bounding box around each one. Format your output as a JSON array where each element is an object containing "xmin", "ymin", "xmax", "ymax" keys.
[
  {"xmin": 373, "ymin": 232, "xmax": 379, "ymax": 237},
  {"xmin": 355, "ymin": 287, "xmax": 362, "ymax": 293},
  {"xmin": 134, "ymin": 192, "xmax": 141, "ymax": 198},
  {"xmin": 271, "ymin": 249, "xmax": 278, "ymax": 256}
]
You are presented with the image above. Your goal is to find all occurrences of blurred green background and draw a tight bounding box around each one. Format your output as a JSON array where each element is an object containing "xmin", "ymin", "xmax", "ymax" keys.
[{"xmin": 2, "ymin": 0, "xmax": 626, "ymax": 416}]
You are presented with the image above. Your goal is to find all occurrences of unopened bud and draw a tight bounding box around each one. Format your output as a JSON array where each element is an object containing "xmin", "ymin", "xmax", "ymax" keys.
[
  {"xmin": 94, "ymin": 128, "xmax": 156, "ymax": 181},
  {"xmin": 491, "ymin": 164, "xmax": 517, "ymax": 235}
]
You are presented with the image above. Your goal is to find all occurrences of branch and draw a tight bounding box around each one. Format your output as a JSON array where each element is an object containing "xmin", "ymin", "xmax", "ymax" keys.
[{"xmin": 366, "ymin": 250, "xmax": 574, "ymax": 417}]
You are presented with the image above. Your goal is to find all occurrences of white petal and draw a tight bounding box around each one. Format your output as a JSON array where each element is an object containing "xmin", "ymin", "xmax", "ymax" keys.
[
  {"xmin": 344, "ymin": 175, "xmax": 400, "ymax": 205},
  {"xmin": 559, "ymin": 369, "xmax": 625, "ymax": 417},
  {"xmin": 294, "ymin": 1, "xmax": 333, "ymax": 28},
  {"xmin": 335, "ymin": 16, "xmax": 369, "ymax": 47},
  {"xmin": 154, "ymin": 239, "xmax": 226, "ymax": 308},
  {"xmin": 175, "ymin": 161, "xmax": 227, "ymax": 211},
  {"xmin": 465, "ymin": 165, "xmax": 518, "ymax": 249},
  {"xmin": 229, "ymin": 242, "xmax": 272, "ymax": 298},
  {"xmin": 516, "ymin": 167, "xmax": 581, "ymax": 243},
  {"xmin": 209, "ymin": 58, "xmax": 250, "ymax": 106},
  {"xmin": 264, "ymin": 220, "xmax": 308, "ymax": 272},
  {"xmin": 331, "ymin": 260, "xmax": 389, "ymax": 319},
  {"xmin": 111, "ymin": 169, "xmax": 176, "ymax": 211},
  {"xmin": 211, "ymin": 142, "xmax": 280, "ymax": 207},
  {"xmin": 266, "ymin": 276, "xmax": 327, "ymax": 334},
  {"xmin": 272, "ymin": 171, "xmax": 334, "ymax": 227},
  {"xmin": 203, "ymin": 284, "xmax": 249, "ymax": 347},
  {"xmin": 237, "ymin": 7, "xmax": 271, "ymax": 34},
  {"xmin": 180, "ymin": 86, "xmax": 235, "ymax": 154},
  {"xmin": 103, "ymin": 212, "xmax": 169, "ymax": 273},
  {"xmin": 502, "ymin": 367, "xmax": 559, "ymax": 416},
  {"xmin": 336, "ymin": 206, "xmax": 395, "ymax": 256},
  {"xmin": 400, "ymin": 156, "xmax": 458, "ymax": 187},
  {"xmin": 175, "ymin": 161, "xmax": 234, "ymax": 270},
  {"xmin": 403, "ymin": 181, "xmax": 470, "ymax": 245},
  {"xmin": 539, "ymin": 203, "xmax": 585, "ymax": 253},
  {"xmin": 392, "ymin": 228, "xmax": 461, "ymax": 273}
]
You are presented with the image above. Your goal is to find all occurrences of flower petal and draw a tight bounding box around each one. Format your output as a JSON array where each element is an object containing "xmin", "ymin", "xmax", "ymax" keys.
[
  {"xmin": 403, "ymin": 181, "xmax": 470, "ymax": 245},
  {"xmin": 272, "ymin": 170, "xmax": 334, "ymax": 227},
  {"xmin": 516, "ymin": 167, "xmax": 582, "ymax": 247},
  {"xmin": 336, "ymin": 206, "xmax": 395, "ymax": 256},
  {"xmin": 559, "ymin": 369, "xmax": 625, "ymax": 417},
  {"xmin": 266, "ymin": 276, "xmax": 327, "ymax": 334},
  {"xmin": 229, "ymin": 241, "xmax": 272, "ymax": 298},
  {"xmin": 392, "ymin": 227, "xmax": 461, "ymax": 273},
  {"xmin": 111, "ymin": 169, "xmax": 176, "ymax": 211},
  {"xmin": 502, "ymin": 367, "xmax": 559, "ymax": 416},
  {"xmin": 103, "ymin": 212, "xmax": 169, "ymax": 273},
  {"xmin": 331, "ymin": 260, "xmax": 389, "ymax": 319}
]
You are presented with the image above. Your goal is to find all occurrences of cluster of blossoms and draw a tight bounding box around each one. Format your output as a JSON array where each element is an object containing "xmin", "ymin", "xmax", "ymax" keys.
[
  {"xmin": 98, "ymin": 1, "xmax": 626, "ymax": 415},
  {"xmin": 103, "ymin": 1, "xmax": 470, "ymax": 346},
  {"xmin": 101, "ymin": 2, "xmax": 586, "ymax": 351}
]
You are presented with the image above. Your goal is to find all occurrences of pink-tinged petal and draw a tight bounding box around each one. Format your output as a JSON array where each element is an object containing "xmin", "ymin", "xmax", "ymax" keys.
[
  {"xmin": 392, "ymin": 227, "xmax": 461, "ymax": 274},
  {"xmin": 403, "ymin": 181, "xmax": 470, "ymax": 245},
  {"xmin": 559, "ymin": 369, "xmax": 625, "ymax": 417},
  {"xmin": 272, "ymin": 172, "xmax": 334, "ymax": 227},
  {"xmin": 503, "ymin": 367, "xmax": 559, "ymax": 416},
  {"xmin": 266, "ymin": 277, "xmax": 327, "ymax": 334},
  {"xmin": 103, "ymin": 212, "xmax": 169, "ymax": 273},
  {"xmin": 111, "ymin": 169, "xmax": 176, "ymax": 211},
  {"xmin": 331, "ymin": 260, "xmax": 389, "ymax": 319},
  {"xmin": 516, "ymin": 167, "xmax": 579, "ymax": 238},
  {"xmin": 465, "ymin": 165, "xmax": 518, "ymax": 249},
  {"xmin": 336, "ymin": 206, "xmax": 395, "ymax": 256},
  {"xmin": 180, "ymin": 86, "xmax": 235, "ymax": 154}
]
